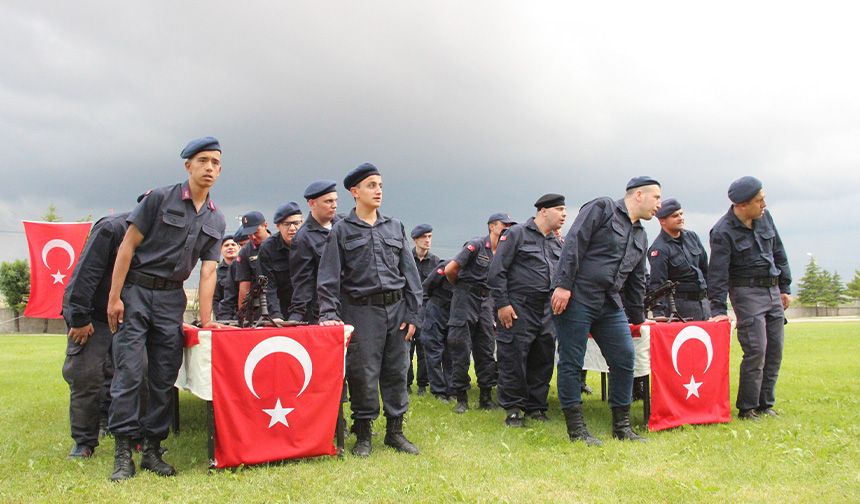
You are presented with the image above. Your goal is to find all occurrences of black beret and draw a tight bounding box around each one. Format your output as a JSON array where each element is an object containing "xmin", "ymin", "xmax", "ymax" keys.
[
  {"xmin": 410, "ymin": 223, "xmax": 433, "ymax": 239},
  {"xmin": 626, "ymin": 176, "xmax": 661, "ymax": 191},
  {"xmin": 273, "ymin": 202, "xmax": 302, "ymax": 224},
  {"xmin": 344, "ymin": 163, "xmax": 381, "ymax": 189},
  {"xmin": 304, "ymin": 180, "xmax": 338, "ymax": 200},
  {"xmin": 656, "ymin": 198, "xmax": 681, "ymax": 219},
  {"xmin": 728, "ymin": 176, "xmax": 763, "ymax": 204},
  {"xmin": 221, "ymin": 234, "xmax": 235, "ymax": 244},
  {"xmin": 180, "ymin": 136, "xmax": 221, "ymax": 159},
  {"xmin": 534, "ymin": 193, "xmax": 566, "ymax": 209}
]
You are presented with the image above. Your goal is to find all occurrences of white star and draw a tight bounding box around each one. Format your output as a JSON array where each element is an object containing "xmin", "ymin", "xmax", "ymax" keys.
[
  {"xmin": 51, "ymin": 270, "xmax": 66, "ymax": 285},
  {"xmin": 262, "ymin": 398, "xmax": 294, "ymax": 428},
  {"xmin": 682, "ymin": 375, "xmax": 703, "ymax": 399}
]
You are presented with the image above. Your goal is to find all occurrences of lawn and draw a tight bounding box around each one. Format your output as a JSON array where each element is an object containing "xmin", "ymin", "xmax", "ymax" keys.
[{"xmin": 0, "ymin": 322, "xmax": 858, "ymax": 503}]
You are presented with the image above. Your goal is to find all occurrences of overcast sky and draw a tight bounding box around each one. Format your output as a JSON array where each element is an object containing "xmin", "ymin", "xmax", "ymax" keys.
[{"xmin": 1, "ymin": 1, "xmax": 858, "ymax": 285}]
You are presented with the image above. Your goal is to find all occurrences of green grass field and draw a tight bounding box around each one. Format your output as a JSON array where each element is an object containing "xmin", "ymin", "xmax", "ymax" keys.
[{"xmin": 1, "ymin": 322, "xmax": 858, "ymax": 503}]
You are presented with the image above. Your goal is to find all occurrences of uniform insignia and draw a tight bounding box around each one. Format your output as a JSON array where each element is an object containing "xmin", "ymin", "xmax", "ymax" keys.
[
  {"xmin": 467, "ymin": 244, "xmax": 476, "ymax": 252},
  {"xmin": 437, "ymin": 268, "xmax": 444, "ymax": 275},
  {"xmin": 485, "ymin": 241, "xmax": 490, "ymax": 248},
  {"xmin": 650, "ymin": 250, "xmax": 659, "ymax": 257},
  {"xmin": 500, "ymin": 235, "xmax": 507, "ymax": 241},
  {"xmin": 236, "ymin": 256, "xmax": 241, "ymax": 262}
]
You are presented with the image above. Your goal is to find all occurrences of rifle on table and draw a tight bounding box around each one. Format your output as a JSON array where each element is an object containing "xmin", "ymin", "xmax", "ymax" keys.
[
  {"xmin": 236, "ymin": 275, "xmax": 283, "ymax": 328},
  {"xmin": 644, "ymin": 280, "xmax": 687, "ymax": 323}
]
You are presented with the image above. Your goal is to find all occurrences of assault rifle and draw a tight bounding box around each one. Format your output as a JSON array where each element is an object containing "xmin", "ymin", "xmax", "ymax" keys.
[
  {"xmin": 644, "ymin": 280, "xmax": 687, "ymax": 323},
  {"xmin": 236, "ymin": 275, "xmax": 283, "ymax": 328}
]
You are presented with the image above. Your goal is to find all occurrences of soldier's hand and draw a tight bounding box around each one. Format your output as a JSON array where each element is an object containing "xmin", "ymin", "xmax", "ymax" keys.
[
  {"xmin": 498, "ymin": 305, "xmax": 517, "ymax": 329},
  {"xmin": 320, "ymin": 319, "xmax": 345, "ymax": 326},
  {"xmin": 709, "ymin": 314, "xmax": 731, "ymax": 323},
  {"xmin": 551, "ymin": 287, "xmax": 572, "ymax": 315},
  {"xmin": 107, "ymin": 298, "xmax": 124, "ymax": 333},
  {"xmin": 780, "ymin": 293, "xmax": 791, "ymax": 310},
  {"xmin": 68, "ymin": 323, "xmax": 94, "ymax": 345},
  {"xmin": 201, "ymin": 320, "xmax": 225, "ymax": 329},
  {"xmin": 401, "ymin": 322, "xmax": 416, "ymax": 341}
]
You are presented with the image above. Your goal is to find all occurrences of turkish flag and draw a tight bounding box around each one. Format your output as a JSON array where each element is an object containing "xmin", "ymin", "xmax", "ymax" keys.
[
  {"xmin": 648, "ymin": 321, "xmax": 731, "ymax": 431},
  {"xmin": 211, "ymin": 325, "xmax": 351, "ymax": 468},
  {"xmin": 23, "ymin": 221, "xmax": 92, "ymax": 319}
]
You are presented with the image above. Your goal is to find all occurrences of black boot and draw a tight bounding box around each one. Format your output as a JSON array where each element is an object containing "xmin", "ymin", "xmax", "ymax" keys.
[
  {"xmin": 611, "ymin": 406, "xmax": 647, "ymax": 442},
  {"xmin": 562, "ymin": 405, "xmax": 602, "ymax": 446},
  {"xmin": 140, "ymin": 438, "xmax": 176, "ymax": 476},
  {"xmin": 383, "ymin": 416, "xmax": 419, "ymax": 455},
  {"xmin": 478, "ymin": 388, "xmax": 499, "ymax": 410},
  {"xmin": 109, "ymin": 436, "xmax": 135, "ymax": 482},
  {"xmin": 453, "ymin": 391, "xmax": 469, "ymax": 414},
  {"xmin": 351, "ymin": 419, "xmax": 373, "ymax": 457},
  {"xmin": 504, "ymin": 409, "xmax": 524, "ymax": 428}
]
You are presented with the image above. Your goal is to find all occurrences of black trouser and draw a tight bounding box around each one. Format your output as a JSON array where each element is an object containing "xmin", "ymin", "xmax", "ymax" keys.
[
  {"xmin": 342, "ymin": 299, "xmax": 409, "ymax": 420},
  {"xmin": 63, "ymin": 320, "xmax": 113, "ymax": 448},
  {"xmin": 448, "ymin": 288, "xmax": 497, "ymax": 393},
  {"xmin": 407, "ymin": 330, "xmax": 429, "ymax": 389},
  {"xmin": 109, "ymin": 284, "xmax": 185, "ymax": 441},
  {"xmin": 495, "ymin": 294, "xmax": 555, "ymax": 413},
  {"xmin": 422, "ymin": 300, "xmax": 454, "ymax": 396}
]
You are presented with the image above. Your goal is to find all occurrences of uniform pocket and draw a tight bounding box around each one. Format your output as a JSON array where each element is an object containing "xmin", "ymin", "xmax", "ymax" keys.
[{"xmin": 382, "ymin": 237, "xmax": 404, "ymax": 267}]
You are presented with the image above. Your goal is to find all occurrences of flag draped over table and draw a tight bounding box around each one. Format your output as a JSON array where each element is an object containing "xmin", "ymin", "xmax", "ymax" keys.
[
  {"xmin": 23, "ymin": 221, "xmax": 92, "ymax": 319},
  {"xmin": 211, "ymin": 325, "xmax": 351, "ymax": 468},
  {"xmin": 649, "ymin": 321, "xmax": 732, "ymax": 431}
]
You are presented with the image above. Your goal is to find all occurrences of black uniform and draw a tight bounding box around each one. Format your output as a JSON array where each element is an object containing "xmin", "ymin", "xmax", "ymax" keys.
[
  {"xmin": 213, "ymin": 259, "xmax": 232, "ymax": 319},
  {"xmin": 217, "ymin": 260, "xmax": 239, "ymax": 321},
  {"xmin": 647, "ymin": 229, "xmax": 711, "ymax": 320},
  {"xmin": 317, "ymin": 209, "xmax": 422, "ymax": 421},
  {"xmin": 709, "ymin": 208, "xmax": 791, "ymax": 413},
  {"xmin": 448, "ymin": 236, "xmax": 498, "ymax": 394},
  {"xmin": 109, "ymin": 181, "xmax": 225, "ymax": 440},
  {"xmin": 488, "ymin": 217, "xmax": 561, "ymax": 415},
  {"xmin": 234, "ymin": 240, "xmax": 264, "ymax": 319},
  {"xmin": 62, "ymin": 213, "xmax": 128, "ymax": 451},
  {"xmin": 407, "ymin": 248, "xmax": 439, "ymax": 392},
  {"xmin": 258, "ymin": 234, "xmax": 292, "ymax": 319},
  {"xmin": 421, "ymin": 261, "xmax": 454, "ymax": 398},
  {"xmin": 288, "ymin": 214, "xmax": 340, "ymax": 323}
]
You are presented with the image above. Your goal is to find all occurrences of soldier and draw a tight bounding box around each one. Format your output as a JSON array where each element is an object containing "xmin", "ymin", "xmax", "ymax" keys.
[
  {"xmin": 551, "ymin": 177, "xmax": 661, "ymax": 445},
  {"xmin": 259, "ymin": 202, "xmax": 303, "ymax": 321},
  {"xmin": 213, "ymin": 234, "xmax": 238, "ymax": 321},
  {"xmin": 421, "ymin": 260, "xmax": 455, "ymax": 401},
  {"xmin": 407, "ymin": 223, "xmax": 439, "ymax": 395},
  {"xmin": 708, "ymin": 176, "xmax": 791, "ymax": 420},
  {"xmin": 106, "ymin": 136, "xmax": 225, "ymax": 480},
  {"xmin": 216, "ymin": 226, "xmax": 248, "ymax": 321},
  {"xmin": 444, "ymin": 213, "xmax": 513, "ymax": 414},
  {"xmin": 647, "ymin": 198, "xmax": 710, "ymax": 320},
  {"xmin": 288, "ymin": 180, "xmax": 340, "ymax": 323},
  {"xmin": 62, "ymin": 206, "xmax": 133, "ymax": 459},
  {"xmin": 317, "ymin": 163, "xmax": 423, "ymax": 457},
  {"xmin": 235, "ymin": 211, "xmax": 269, "ymax": 319},
  {"xmin": 488, "ymin": 194, "xmax": 565, "ymax": 427}
]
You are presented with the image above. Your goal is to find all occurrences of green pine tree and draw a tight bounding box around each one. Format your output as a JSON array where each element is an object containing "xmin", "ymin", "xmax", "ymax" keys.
[
  {"xmin": 797, "ymin": 257, "xmax": 825, "ymax": 306},
  {"xmin": 846, "ymin": 270, "xmax": 860, "ymax": 300},
  {"xmin": 824, "ymin": 271, "xmax": 846, "ymax": 307}
]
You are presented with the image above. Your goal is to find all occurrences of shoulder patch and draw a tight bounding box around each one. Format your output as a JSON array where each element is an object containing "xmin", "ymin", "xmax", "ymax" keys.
[
  {"xmin": 650, "ymin": 250, "xmax": 659, "ymax": 257},
  {"xmin": 467, "ymin": 244, "xmax": 476, "ymax": 252},
  {"xmin": 500, "ymin": 235, "xmax": 507, "ymax": 241},
  {"xmin": 437, "ymin": 268, "xmax": 444, "ymax": 275}
]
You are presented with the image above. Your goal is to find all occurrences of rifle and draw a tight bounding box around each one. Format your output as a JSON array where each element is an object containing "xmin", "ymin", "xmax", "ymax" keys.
[
  {"xmin": 236, "ymin": 275, "xmax": 284, "ymax": 328},
  {"xmin": 644, "ymin": 280, "xmax": 687, "ymax": 323}
]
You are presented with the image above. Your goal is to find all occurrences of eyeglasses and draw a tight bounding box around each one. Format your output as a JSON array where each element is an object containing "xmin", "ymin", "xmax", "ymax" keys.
[{"xmin": 280, "ymin": 221, "xmax": 303, "ymax": 228}]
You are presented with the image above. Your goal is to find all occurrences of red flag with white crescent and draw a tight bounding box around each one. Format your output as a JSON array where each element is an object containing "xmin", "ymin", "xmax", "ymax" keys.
[
  {"xmin": 648, "ymin": 321, "xmax": 731, "ymax": 431},
  {"xmin": 211, "ymin": 325, "xmax": 351, "ymax": 468},
  {"xmin": 23, "ymin": 221, "xmax": 92, "ymax": 319}
]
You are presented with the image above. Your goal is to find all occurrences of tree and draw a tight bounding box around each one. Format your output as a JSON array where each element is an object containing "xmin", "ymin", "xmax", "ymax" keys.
[
  {"xmin": 823, "ymin": 271, "xmax": 846, "ymax": 307},
  {"xmin": 797, "ymin": 257, "xmax": 827, "ymax": 306},
  {"xmin": 0, "ymin": 260, "xmax": 30, "ymax": 332},
  {"xmin": 42, "ymin": 204, "xmax": 61, "ymax": 222},
  {"xmin": 846, "ymin": 270, "xmax": 860, "ymax": 300}
]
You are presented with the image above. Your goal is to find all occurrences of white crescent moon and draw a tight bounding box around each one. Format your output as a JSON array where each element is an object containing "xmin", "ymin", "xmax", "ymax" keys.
[
  {"xmin": 671, "ymin": 326, "xmax": 714, "ymax": 376},
  {"xmin": 41, "ymin": 239, "xmax": 75, "ymax": 270},
  {"xmin": 243, "ymin": 336, "xmax": 313, "ymax": 399}
]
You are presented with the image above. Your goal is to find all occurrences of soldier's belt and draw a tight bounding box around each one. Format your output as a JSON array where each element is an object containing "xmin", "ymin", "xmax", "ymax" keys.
[
  {"xmin": 126, "ymin": 271, "xmax": 183, "ymax": 290},
  {"xmin": 456, "ymin": 281, "xmax": 490, "ymax": 297},
  {"xmin": 675, "ymin": 289, "xmax": 708, "ymax": 301},
  {"xmin": 729, "ymin": 276, "xmax": 779, "ymax": 288},
  {"xmin": 345, "ymin": 289, "xmax": 403, "ymax": 306}
]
